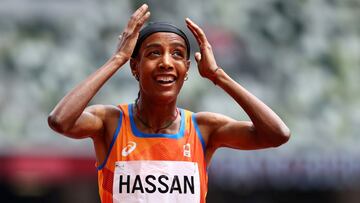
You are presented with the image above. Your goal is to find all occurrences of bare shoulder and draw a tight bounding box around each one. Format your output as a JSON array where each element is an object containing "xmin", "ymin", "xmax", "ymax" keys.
[
  {"xmin": 194, "ymin": 111, "xmax": 257, "ymax": 150},
  {"xmin": 64, "ymin": 104, "xmax": 122, "ymax": 139},
  {"xmin": 193, "ymin": 112, "xmax": 236, "ymax": 144},
  {"xmin": 85, "ymin": 104, "xmax": 121, "ymax": 119},
  {"xmin": 195, "ymin": 111, "xmax": 235, "ymax": 126},
  {"xmin": 86, "ymin": 104, "xmax": 122, "ymax": 133}
]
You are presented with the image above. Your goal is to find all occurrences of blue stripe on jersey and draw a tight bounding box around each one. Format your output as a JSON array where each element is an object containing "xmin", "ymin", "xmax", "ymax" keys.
[
  {"xmin": 191, "ymin": 113, "xmax": 206, "ymax": 154},
  {"xmin": 97, "ymin": 108, "xmax": 123, "ymax": 170},
  {"xmin": 128, "ymin": 103, "xmax": 185, "ymax": 139}
]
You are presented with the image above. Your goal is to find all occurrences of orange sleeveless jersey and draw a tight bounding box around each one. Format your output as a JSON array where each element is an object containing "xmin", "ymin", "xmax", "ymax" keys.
[{"xmin": 96, "ymin": 104, "xmax": 208, "ymax": 203}]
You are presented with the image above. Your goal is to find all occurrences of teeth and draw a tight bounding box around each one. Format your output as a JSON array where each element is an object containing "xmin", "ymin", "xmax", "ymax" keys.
[{"xmin": 156, "ymin": 75, "xmax": 175, "ymax": 83}]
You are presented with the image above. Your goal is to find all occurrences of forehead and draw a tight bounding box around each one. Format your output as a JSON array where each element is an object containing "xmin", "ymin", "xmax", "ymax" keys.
[{"xmin": 140, "ymin": 32, "xmax": 187, "ymax": 49}]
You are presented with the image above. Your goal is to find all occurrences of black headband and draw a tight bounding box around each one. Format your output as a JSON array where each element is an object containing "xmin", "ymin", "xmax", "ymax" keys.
[{"xmin": 131, "ymin": 22, "xmax": 190, "ymax": 59}]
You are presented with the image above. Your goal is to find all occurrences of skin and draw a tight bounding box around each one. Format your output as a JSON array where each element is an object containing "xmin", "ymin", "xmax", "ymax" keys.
[{"xmin": 48, "ymin": 4, "xmax": 290, "ymax": 166}]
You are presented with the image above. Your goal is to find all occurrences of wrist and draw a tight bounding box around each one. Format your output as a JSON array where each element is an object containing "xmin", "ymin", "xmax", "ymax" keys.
[
  {"xmin": 110, "ymin": 53, "xmax": 128, "ymax": 66},
  {"xmin": 210, "ymin": 67, "xmax": 222, "ymax": 85}
]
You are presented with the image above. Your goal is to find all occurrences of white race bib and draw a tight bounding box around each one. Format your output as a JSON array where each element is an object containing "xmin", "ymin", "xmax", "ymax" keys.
[{"xmin": 113, "ymin": 161, "xmax": 200, "ymax": 203}]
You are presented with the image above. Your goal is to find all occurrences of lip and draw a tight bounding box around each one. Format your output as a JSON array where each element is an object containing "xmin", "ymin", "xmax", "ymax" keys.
[{"xmin": 154, "ymin": 74, "xmax": 177, "ymax": 86}]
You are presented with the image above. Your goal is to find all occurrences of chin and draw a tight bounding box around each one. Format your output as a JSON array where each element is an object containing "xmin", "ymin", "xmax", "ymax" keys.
[{"xmin": 151, "ymin": 91, "xmax": 179, "ymax": 104}]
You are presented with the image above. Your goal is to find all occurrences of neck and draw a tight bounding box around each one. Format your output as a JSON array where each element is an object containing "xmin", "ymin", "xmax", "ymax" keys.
[{"xmin": 135, "ymin": 96, "xmax": 178, "ymax": 133}]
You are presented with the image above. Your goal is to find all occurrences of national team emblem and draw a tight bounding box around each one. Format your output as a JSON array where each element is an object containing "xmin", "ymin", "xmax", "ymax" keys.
[
  {"xmin": 122, "ymin": 141, "xmax": 137, "ymax": 157},
  {"xmin": 183, "ymin": 143, "xmax": 191, "ymax": 158}
]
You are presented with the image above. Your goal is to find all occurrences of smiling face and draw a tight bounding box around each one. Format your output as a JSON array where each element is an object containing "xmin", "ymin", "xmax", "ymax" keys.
[{"xmin": 130, "ymin": 32, "xmax": 190, "ymax": 104}]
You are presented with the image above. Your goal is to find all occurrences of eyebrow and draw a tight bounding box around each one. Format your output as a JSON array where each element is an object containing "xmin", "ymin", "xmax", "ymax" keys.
[{"xmin": 144, "ymin": 42, "xmax": 187, "ymax": 50}]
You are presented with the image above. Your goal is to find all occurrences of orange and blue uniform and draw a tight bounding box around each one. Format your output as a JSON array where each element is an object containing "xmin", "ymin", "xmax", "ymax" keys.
[{"xmin": 96, "ymin": 104, "xmax": 208, "ymax": 203}]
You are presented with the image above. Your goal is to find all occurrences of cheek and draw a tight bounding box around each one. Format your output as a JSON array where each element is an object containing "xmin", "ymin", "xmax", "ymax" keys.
[
  {"xmin": 138, "ymin": 62, "xmax": 155, "ymax": 77},
  {"xmin": 176, "ymin": 61, "xmax": 189, "ymax": 73}
]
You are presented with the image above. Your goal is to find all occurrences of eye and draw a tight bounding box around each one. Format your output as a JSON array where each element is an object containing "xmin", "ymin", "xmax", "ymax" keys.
[
  {"xmin": 147, "ymin": 50, "xmax": 161, "ymax": 57},
  {"xmin": 172, "ymin": 50, "xmax": 185, "ymax": 58}
]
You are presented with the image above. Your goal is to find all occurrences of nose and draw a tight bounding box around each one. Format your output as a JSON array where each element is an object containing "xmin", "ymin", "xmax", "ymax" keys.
[{"xmin": 159, "ymin": 53, "xmax": 173, "ymax": 71}]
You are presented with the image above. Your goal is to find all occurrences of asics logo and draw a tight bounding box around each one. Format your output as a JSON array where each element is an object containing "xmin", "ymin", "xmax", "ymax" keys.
[{"xmin": 122, "ymin": 141, "xmax": 137, "ymax": 157}]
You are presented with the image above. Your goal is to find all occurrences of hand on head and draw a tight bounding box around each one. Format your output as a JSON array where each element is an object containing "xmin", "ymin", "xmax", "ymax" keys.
[
  {"xmin": 114, "ymin": 5, "xmax": 220, "ymax": 84},
  {"xmin": 115, "ymin": 4, "xmax": 150, "ymax": 60},
  {"xmin": 185, "ymin": 18, "xmax": 219, "ymax": 82}
]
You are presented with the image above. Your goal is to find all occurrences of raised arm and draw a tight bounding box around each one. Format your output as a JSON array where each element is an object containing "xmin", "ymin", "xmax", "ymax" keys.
[
  {"xmin": 48, "ymin": 4, "xmax": 150, "ymax": 139},
  {"xmin": 185, "ymin": 18, "xmax": 290, "ymax": 154}
]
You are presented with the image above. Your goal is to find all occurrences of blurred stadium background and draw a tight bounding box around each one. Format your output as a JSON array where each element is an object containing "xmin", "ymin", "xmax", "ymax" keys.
[{"xmin": 1, "ymin": 0, "xmax": 360, "ymax": 202}]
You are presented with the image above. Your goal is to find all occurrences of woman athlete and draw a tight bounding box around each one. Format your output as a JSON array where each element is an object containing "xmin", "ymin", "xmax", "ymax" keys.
[{"xmin": 48, "ymin": 4, "xmax": 290, "ymax": 203}]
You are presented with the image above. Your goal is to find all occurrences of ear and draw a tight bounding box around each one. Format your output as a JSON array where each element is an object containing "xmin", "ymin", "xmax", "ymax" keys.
[{"xmin": 130, "ymin": 58, "xmax": 139, "ymax": 80}]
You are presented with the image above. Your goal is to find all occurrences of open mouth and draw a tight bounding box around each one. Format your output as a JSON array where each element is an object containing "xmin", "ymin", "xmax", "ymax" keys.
[{"xmin": 155, "ymin": 75, "xmax": 177, "ymax": 84}]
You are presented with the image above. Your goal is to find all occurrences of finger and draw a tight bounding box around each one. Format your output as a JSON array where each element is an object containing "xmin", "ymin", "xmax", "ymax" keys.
[
  {"xmin": 127, "ymin": 4, "xmax": 149, "ymax": 28},
  {"xmin": 194, "ymin": 52, "xmax": 201, "ymax": 63},
  {"xmin": 186, "ymin": 18, "xmax": 208, "ymax": 44},
  {"xmin": 186, "ymin": 20, "xmax": 203, "ymax": 46},
  {"xmin": 185, "ymin": 18, "xmax": 205, "ymax": 39},
  {"xmin": 118, "ymin": 34, "xmax": 123, "ymax": 40},
  {"xmin": 186, "ymin": 20, "xmax": 201, "ymax": 45},
  {"xmin": 131, "ymin": 4, "xmax": 149, "ymax": 21},
  {"xmin": 185, "ymin": 18, "xmax": 199, "ymax": 37},
  {"xmin": 133, "ymin": 11, "xmax": 151, "ymax": 33}
]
